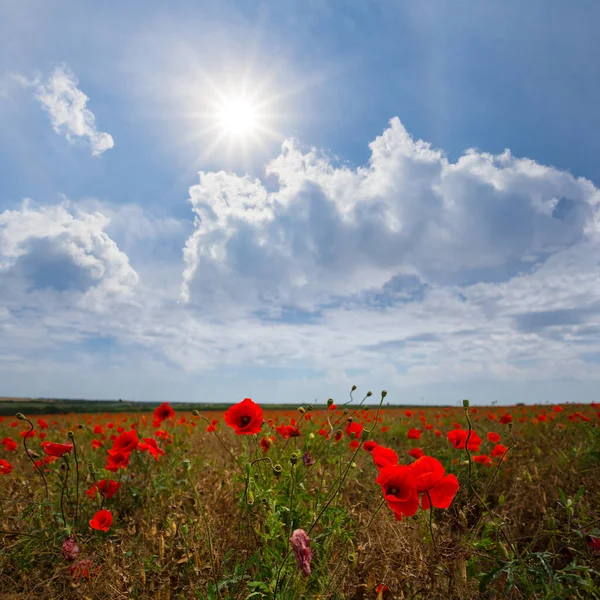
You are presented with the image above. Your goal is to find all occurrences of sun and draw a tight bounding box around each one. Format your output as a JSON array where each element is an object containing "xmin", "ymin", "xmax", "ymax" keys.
[{"xmin": 216, "ymin": 95, "xmax": 259, "ymax": 137}]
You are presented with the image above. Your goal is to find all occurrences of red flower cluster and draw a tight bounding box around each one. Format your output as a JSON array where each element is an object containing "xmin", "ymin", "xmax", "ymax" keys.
[
  {"xmin": 373, "ymin": 447, "xmax": 459, "ymax": 520},
  {"xmin": 86, "ymin": 479, "xmax": 120, "ymax": 500},
  {"xmin": 0, "ymin": 459, "xmax": 14, "ymax": 475},
  {"xmin": 1, "ymin": 437, "xmax": 17, "ymax": 451}
]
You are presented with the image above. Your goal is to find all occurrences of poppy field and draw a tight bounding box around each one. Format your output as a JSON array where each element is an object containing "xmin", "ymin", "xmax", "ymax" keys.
[{"xmin": 0, "ymin": 391, "xmax": 599, "ymax": 599}]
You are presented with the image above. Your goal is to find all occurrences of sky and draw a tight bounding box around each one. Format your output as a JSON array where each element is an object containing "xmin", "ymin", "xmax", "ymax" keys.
[{"xmin": 1, "ymin": 0, "xmax": 600, "ymax": 406}]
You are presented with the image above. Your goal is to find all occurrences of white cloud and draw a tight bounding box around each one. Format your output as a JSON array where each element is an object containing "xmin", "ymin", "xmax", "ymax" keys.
[
  {"xmin": 32, "ymin": 66, "xmax": 114, "ymax": 156},
  {"xmin": 182, "ymin": 117, "xmax": 600, "ymax": 313},
  {"xmin": 0, "ymin": 200, "xmax": 138, "ymax": 306},
  {"xmin": 2, "ymin": 119, "xmax": 600, "ymax": 403}
]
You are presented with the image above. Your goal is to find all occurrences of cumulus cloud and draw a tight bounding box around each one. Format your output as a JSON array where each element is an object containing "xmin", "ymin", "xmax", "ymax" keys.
[
  {"xmin": 182, "ymin": 117, "xmax": 600, "ymax": 313},
  {"xmin": 0, "ymin": 201, "xmax": 138, "ymax": 305},
  {"xmin": 32, "ymin": 66, "xmax": 114, "ymax": 156},
  {"xmin": 3, "ymin": 119, "xmax": 600, "ymax": 403}
]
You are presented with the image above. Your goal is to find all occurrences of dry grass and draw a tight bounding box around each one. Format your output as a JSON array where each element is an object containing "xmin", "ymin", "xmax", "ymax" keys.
[{"xmin": 0, "ymin": 403, "xmax": 599, "ymax": 599}]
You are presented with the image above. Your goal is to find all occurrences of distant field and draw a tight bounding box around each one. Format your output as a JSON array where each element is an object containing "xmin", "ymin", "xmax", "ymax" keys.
[{"xmin": 0, "ymin": 397, "xmax": 424, "ymax": 416}]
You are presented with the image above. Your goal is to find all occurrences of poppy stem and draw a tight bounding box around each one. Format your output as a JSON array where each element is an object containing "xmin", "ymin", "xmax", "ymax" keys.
[
  {"xmin": 195, "ymin": 413, "xmax": 245, "ymax": 473},
  {"xmin": 462, "ymin": 401, "xmax": 473, "ymax": 488},
  {"xmin": 362, "ymin": 498, "xmax": 386, "ymax": 530},
  {"xmin": 425, "ymin": 492, "xmax": 437, "ymax": 552},
  {"xmin": 185, "ymin": 466, "xmax": 218, "ymax": 595},
  {"xmin": 60, "ymin": 456, "xmax": 70, "ymax": 528},
  {"xmin": 19, "ymin": 416, "xmax": 50, "ymax": 503},
  {"xmin": 69, "ymin": 432, "xmax": 79, "ymax": 531}
]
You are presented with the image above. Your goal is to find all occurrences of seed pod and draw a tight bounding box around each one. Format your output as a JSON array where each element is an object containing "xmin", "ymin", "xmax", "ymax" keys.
[{"xmin": 158, "ymin": 534, "xmax": 165, "ymax": 561}]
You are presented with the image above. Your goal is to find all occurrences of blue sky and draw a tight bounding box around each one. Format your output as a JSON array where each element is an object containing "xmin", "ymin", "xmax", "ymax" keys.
[{"xmin": 1, "ymin": 0, "xmax": 600, "ymax": 405}]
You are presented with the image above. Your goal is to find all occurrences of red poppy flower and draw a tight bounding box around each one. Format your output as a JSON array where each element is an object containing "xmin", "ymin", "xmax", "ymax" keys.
[
  {"xmin": 376, "ymin": 465, "xmax": 419, "ymax": 519},
  {"xmin": 86, "ymin": 479, "xmax": 120, "ymax": 500},
  {"xmin": 345, "ymin": 421, "xmax": 363, "ymax": 439},
  {"xmin": 407, "ymin": 428, "xmax": 421, "ymax": 440},
  {"xmin": 349, "ymin": 440, "xmax": 360, "ymax": 449},
  {"xmin": 41, "ymin": 442, "xmax": 74, "ymax": 457},
  {"xmin": 154, "ymin": 402, "xmax": 175, "ymax": 423},
  {"xmin": 20, "ymin": 429, "xmax": 36, "ymax": 438},
  {"xmin": 105, "ymin": 450, "xmax": 130, "ymax": 472},
  {"xmin": 491, "ymin": 444, "xmax": 508, "ymax": 457},
  {"xmin": 224, "ymin": 398, "xmax": 263, "ymax": 435},
  {"xmin": 0, "ymin": 459, "xmax": 14, "ymax": 475},
  {"xmin": 447, "ymin": 429, "xmax": 482, "ymax": 452},
  {"xmin": 372, "ymin": 445, "xmax": 399, "ymax": 470},
  {"xmin": 138, "ymin": 437, "xmax": 165, "ymax": 461},
  {"xmin": 552, "ymin": 405, "xmax": 563, "ymax": 413},
  {"xmin": 409, "ymin": 455, "xmax": 459, "ymax": 509},
  {"xmin": 111, "ymin": 430, "xmax": 138, "ymax": 454},
  {"xmin": 499, "ymin": 413, "xmax": 512, "ymax": 424},
  {"xmin": 473, "ymin": 454, "xmax": 493, "ymax": 466},
  {"xmin": 36, "ymin": 419, "xmax": 49, "ymax": 429},
  {"xmin": 363, "ymin": 440, "xmax": 378, "ymax": 453},
  {"xmin": 89, "ymin": 509, "xmax": 112, "ymax": 532},
  {"xmin": 328, "ymin": 403, "xmax": 337, "ymax": 410},
  {"xmin": 259, "ymin": 437, "xmax": 272, "ymax": 453},
  {"xmin": 487, "ymin": 431, "xmax": 501, "ymax": 444},
  {"xmin": 91, "ymin": 439, "xmax": 103, "ymax": 450},
  {"xmin": 408, "ymin": 448, "xmax": 424, "ymax": 459},
  {"xmin": 586, "ymin": 534, "xmax": 600, "ymax": 552},
  {"xmin": 1, "ymin": 437, "xmax": 17, "ymax": 451}
]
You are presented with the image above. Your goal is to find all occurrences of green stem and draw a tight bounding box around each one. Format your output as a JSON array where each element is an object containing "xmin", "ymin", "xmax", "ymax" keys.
[
  {"xmin": 20, "ymin": 417, "xmax": 50, "ymax": 502},
  {"xmin": 426, "ymin": 492, "xmax": 437, "ymax": 552},
  {"xmin": 70, "ymin": 434, "xmax": 80, "ymax": 530},
  {"xmin": 60, "ymin": 456, "xmax": 70, "ymax": 528}
]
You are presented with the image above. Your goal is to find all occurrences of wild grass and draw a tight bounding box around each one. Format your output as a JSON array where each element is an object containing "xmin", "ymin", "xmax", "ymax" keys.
[{"xmin": 0, "ymin": 393, "xmax": 599, "ymax": 599}]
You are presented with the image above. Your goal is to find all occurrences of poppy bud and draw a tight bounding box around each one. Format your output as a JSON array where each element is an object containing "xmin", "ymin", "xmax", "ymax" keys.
[
  {"xmin": 68, "ymin": 431, "xmax": 74, "ymax": 438},
  {"xmin": 366, "ymin": 391, "xmax": 372, "ymax": 397},
  {"xmin": 62, "ymin": 536, "xmax": 80, "ymax": 561},
  {"xmin": 298, "ymin": 407, "xmax": 306, "ymax": 414},
  {"xmin": 87, "ymin": 462, "xmax": 95, "ymax": 475},
  {"xmin": 361, "ymin": 429, "xmax": 369, "ymax": 441},
  {"xmin": 15, "ymin": 413, "xmax": 25, "ymax": 421},
  {"xmin": 247, "ymin": 489, "xmax": 255, "ymax": 505},
  {"xmin": 327, "ymin": 398, "xmax": 334, "ymax": 406},
  {"xmin": 290, "ymin": 529, "xmax": 312, "ymax": 576},
  {"xmin": 273, "ymin": 464, "xmax": 283, "ymax": 476},
  {"xmin": 462, "ymin": 399, "xmax": 470, "ymax": 408},
  {"xmin": 192, "ymin": 410, "xmax": 200, "ymax": 416},
  {"xmin": 343, "ymin": 409, "xmax": 349, "ymax": 415},
  {"xmin": 78, "ymin": 424, "xmax": 84, "ymax": 429},
  {"xmin": 183, "ymin": 459, "xmax": 191, "ymax": 470},
  {"xmin": 381, "ymin": 390, "xmax": 387, "ymax": 398},
  {"xmin": 307, "ymin": 405, "xmax": 313, "ymax": 411},
  {"xmin": 351, "ymin": 385, "xmax": 357, "ymax": 391},
  {"xmin": 290, "ymin": 453, "xmax": 299, "ymax": 466}
]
